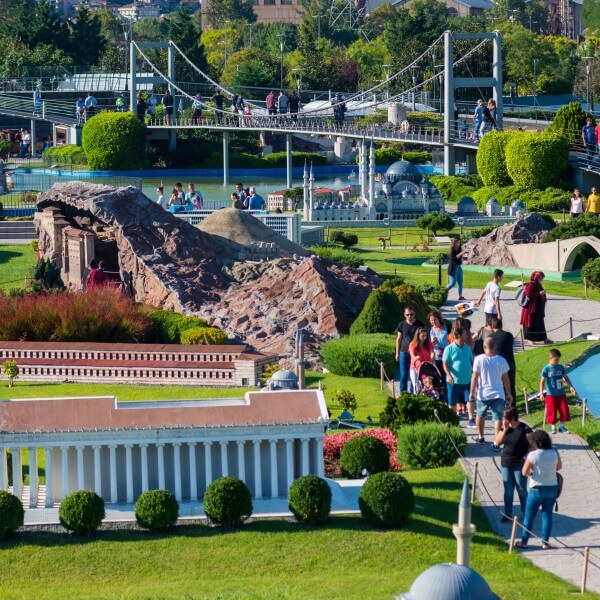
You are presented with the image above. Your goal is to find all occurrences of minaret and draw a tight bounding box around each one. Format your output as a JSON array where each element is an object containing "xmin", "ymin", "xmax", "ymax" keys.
[
  {"xmin": 309, "ymin": 163, "xmax": 315, "ymax": 219},
  {"xmin": 369, "ymin": 139, "xmax": 375, "ymax": 215},
  {"xmin": 302, "ymin": 160, "xmax": 309, "ymax": 220},
  {"xmin": 360, "ymin": 138, "xmax": 367, "ymax": 200},
  {"xmin": 295, "ymin": 328, "xmax": 306, "ymax": 390},
  {"xmin": 452, "ymin": 478, "xmax": 477, "ymax": 567}
]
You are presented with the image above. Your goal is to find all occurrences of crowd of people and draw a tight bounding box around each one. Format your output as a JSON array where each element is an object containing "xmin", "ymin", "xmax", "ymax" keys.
[{"xmin": 569, "ymin": 186, "xmax": 600, "ymax": 217}]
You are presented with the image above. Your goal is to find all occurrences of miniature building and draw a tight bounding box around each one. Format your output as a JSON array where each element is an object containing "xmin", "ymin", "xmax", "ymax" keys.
[
  {"xmin": 485, "ymin": 198, "xmax": 501, "ymax": 217},
  {"xmin": 456, "ymin": 196, "xmax": 478, "ymax": 216},
  {"xmin": 0, "ymin": 389, "xmax": 328, "ymax": 508},
  {"xmin": 268, "ymin": 369, "xmax": 299, "ymax": 390},
  {"xmin": 509, "ymin": 199, "xmax": 526, "ymax": 217},
  {"xmin": 267, "ymin": 189, "xmax": 287, "ymax": 211}
]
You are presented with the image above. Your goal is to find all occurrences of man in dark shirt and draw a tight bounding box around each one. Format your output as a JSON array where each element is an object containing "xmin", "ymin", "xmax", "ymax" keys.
[
  {"xmin": 212, "ymin": 89, "xmax": 224, "ymax": 124},
  {"xmin": 490, "ymin": 317, "xmax": 516, "ymax": 402},
  {"xmin": 395, "ymin": 305, "xmax": 423, "ymax": 393}
]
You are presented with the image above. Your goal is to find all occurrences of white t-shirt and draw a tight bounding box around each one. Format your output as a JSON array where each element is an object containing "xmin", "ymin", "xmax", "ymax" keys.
[
  {"xmin": 473, "ymin": 354, "xmax": 509, "ymax": 400},
  {"xmin": 156, "ymin": 194, "xmax": 166, "ymax": 209},
  {"xmin": 528, "ymin": 449, "xmax": 558, "ymax": 487},
  {"xmin": 483, "ymin": 281, "xmax": 501, "ymax": 314},
  {"xmin": 571, "ymin": 196, "xmax": 584, "ymax": 213}
]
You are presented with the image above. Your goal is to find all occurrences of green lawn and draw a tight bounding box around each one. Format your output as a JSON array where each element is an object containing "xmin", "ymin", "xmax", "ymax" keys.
[
  {"xmin": 0, "ymin": 244, "xmax": 36, "ymax": 290},
  {"xmin": 1, "ymin": 465, "xmax": 597, "ymax": 600}
]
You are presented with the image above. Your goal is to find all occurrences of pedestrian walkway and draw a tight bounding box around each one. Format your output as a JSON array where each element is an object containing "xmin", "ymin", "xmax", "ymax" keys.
[{"xmin": 461, "ymin": 417, "xmax": 600, "ymax": 593}]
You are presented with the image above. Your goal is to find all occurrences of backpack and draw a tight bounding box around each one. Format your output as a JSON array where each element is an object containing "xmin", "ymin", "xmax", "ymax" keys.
[{"xmin": 516, "ymin": 285, "xmax": 529, "ymax": 307}]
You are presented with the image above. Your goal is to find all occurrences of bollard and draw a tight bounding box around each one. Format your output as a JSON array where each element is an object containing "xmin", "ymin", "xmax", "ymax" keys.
[
  {"xmin": 509, "ymin": 516, "xmax": 519, "ymax": 553},
  {"xmin": 523, "ymin": 388, "xmax": 529, "ymax": 415},
  {"xmin": 581, "ymin": 547, "xmax": 590, "ymax": 594},
  {"xmin": 380, "ymin": 362, "xmax": 384, "ymax": 392},
  {"xmin": 582, "ymin": 398, "xmax": 587, "ymax": 426},
  {"xmin": 470, "ymin": 462, "xmax": 478, "ymax": 504},
  {"xmin": 569, "ymin": 317, "xmax": 573, "ymax": 339}
]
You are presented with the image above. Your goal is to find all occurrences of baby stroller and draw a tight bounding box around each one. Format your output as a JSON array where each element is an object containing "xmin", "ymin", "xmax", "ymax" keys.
[{"xmin": 416, "ymin": 361, "xmax": 447, "ymax": 403}]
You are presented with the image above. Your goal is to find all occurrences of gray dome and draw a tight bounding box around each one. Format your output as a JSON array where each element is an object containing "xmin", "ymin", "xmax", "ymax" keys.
[
  {"xmin": 511, "ymin": 199, "xmax": 525, "ymax": 209},
  {"xmin": 399, "ymin": 563, "xmax": 499, "ymax": 600},
  {"xmin": 457, "ymin": 196, "xmax": 477, "ymax": 212},
  {"xmin": 486, "ymin": 198, "xmax": 500, "ymax": 206},
  {"xmin": 268, "ymin": 369, "xmax": 299, "ymax": 390},
  {"xmin": 385, "ymin": 160, "xmax": 421, "ymax": 177}
]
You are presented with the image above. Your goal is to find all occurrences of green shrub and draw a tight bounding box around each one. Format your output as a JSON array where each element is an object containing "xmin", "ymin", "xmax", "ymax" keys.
[
  {"xmin": 358, "ymin": 472, "xmax": 414, "ymax": 528},
  {"xmin": 416, "ymin": 212, "xmax": 455, "ymax": 235},
  {"xmin": 402, "ymin": 151, "xmax": 431, "ymax": 164},
  {"xmin": 397, "ymin": 422, "xmax": 466, "ymax": 469},
  {"xmin": 43, "ymin": 144, "xmax": 87, "ymax": 165},
  {"xmin": 340, "ymin": 434, "xmax": 390, "ymax": 478},
  {"xmin": 406, "ymin": 111, "xmax": 443, "ymax": 126},
  {"xmin": 180, "ymin": 326, "xmax": 228, "ymax": 345},
  {"xmin": 471, "ymin": 185, "xmax": 570, "ymax": 212},
  {"xmin": 310, "ymin": 246, "xmax": 364, "ymax": 268},
  {"xmin": 350, "ymin": 288, "xmax": 403, "ymax": 335},
  {"xmin": 582, "ymin": 257, "xmax": 600, "ymax": 288},
  {"xmin": 331, "ymin": 389, "xmax": 357, "ymax": 413},
  {"xmin": 135, "ymin": 489, "xmax": 179, "ymax": 532},
  {"xmin": 547, "ymin": 101, "xmax": 589, "ymax": 143},
  {"xmin": 203, "ymin": 477, "xmax": 253, "ymax": 529},
  {"xmin": 330, "ymin": 231, "xmax": 358, "ymax": 248},
  {"xmin": 0, "ymin": 491, "xmax": 24, "ymax": 538},
  {"xmin": 3, "ymin": 360, "xmax": 19, "ymax": 387},
  {"xmin": 386, "ymin": 283, "xmax": 430, "ymax": 325},
  {"xmin": 59, "ymin": 490, "xmax": 105, "ymax": 535},
  {"xmin": 476, "ymin": 130, "xmax": 515, "ymax": 187},
  {"xmin": 321, "ymin": 334, "xmax": 396, "ymax": 378},
  {"xmin": 542, "ymin": 213, "xmax": 600, "ymax": 242},
  {"xmin": 32, "ymin": 258, "xmax": 65, "ymax": 292},
  {"xmin": 145, "ymin": 309, "xmax": 209, "ymax": 344},
  {"xmin": 416, "ymin": 283, "xmax": 448, "ymax": 308},
  {"xmin": 288, "ymin": 475, "xmax": 332, "ymax": 525},
  {"xmin": 262, "ymin": 151, "xmax": 327, "ymax": 167},
  {"xmin": 29, "ymin": 240, "xmax": 39, "ymax": 252},
  {"xmin": 505, "ymin": 132, "xmax": 569, "ymax": 190},
  {"xmin": 0, "ymin": 138, "xmax": 12, "ymax": 159},
  {"xmin": 379, "ymin": 392, "xmax": 459, "ymax": 429},
  {"xmin": 82, "ymin": 112, "xmax": 147, "ymax": 170},
  {"xmin": 429, "ymin": 175, "xmax": 481, "ymax": 204}
]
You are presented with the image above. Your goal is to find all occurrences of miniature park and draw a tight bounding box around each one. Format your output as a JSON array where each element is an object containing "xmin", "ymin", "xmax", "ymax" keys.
[{"xmin": 0, "ymin": 5, "xmax": 600, "ymax": 597}]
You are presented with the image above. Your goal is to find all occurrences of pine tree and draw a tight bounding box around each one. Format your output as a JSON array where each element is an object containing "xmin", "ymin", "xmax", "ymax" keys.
[
  {"xmin": 69, "ymin": 7, "xmax": 106, "ymax": 66},
  {"xmin": 168, "ymin": 9, "xmax": 208, "ymax": 82},
  {"xmin": 203, "ymin": 0, "xmax": 256, "ymax": 29}
]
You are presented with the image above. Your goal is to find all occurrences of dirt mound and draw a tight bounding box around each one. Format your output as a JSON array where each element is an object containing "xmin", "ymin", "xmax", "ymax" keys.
[{"xmin": 462, "ymin": 213, "xmax": 552, "ymax": 268}]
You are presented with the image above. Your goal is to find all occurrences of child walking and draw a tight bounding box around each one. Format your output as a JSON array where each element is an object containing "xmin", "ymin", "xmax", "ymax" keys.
[
  {"xmin": 474, "ymin": 269, "xmax": 503, "ymax": 326},
  {"xmin": 540, "ymin": 348, "xmax": 576, "ymax": 434}
]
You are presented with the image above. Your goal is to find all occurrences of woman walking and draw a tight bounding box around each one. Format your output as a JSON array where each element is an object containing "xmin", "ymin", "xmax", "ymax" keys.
[
  {"xmin": 570, "ymin": 188, "xmax": 584, "ymax": 218},
  {"xmin": 446, "ymin": 238, "xmax": 466, "ymax": 300},
  {"xmin": 520, "ymin": 271, "xmax": 549, "ymax": 345},
  {"xmin": 408, "ymin": 327, "xmax": 434, "ymax": 393},
  {"xmin": 428, "ymin": 310, "xmax": 448, "ymax": 386},
  {"xmin": 495, "ymin": 407, "xmax": 531, "ymax": 522},
  {"xmin": 517, "ymin": 430, "xmax": 561, "ymax": 550}
]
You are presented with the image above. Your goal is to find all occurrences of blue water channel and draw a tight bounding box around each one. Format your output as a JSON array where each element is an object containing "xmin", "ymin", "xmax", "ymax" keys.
[{"xmin": 568, "ymin": 351, "xmax": 600, "ymax": 416}]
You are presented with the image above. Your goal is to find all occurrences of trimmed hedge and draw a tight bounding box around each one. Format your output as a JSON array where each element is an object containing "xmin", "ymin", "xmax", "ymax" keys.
[
  {"xmin": 321, "ymin": 334, "xmax": 396, "ymax": 378},
  {"xmin": 135, "ymin": 490, "xmax": 179, "ymax": 532},
  {"xmin": 476, "ymin": 130, "xmax": 516, "ymax": 187},
  {"xmin": 203, "ymin": 477, "xmax": 253, "ymax": 529},
  {"xmin": 385, "ymin": 282, "xmax": 431, "ymax": 325},
  {"xmin": 82, "ymin": 112, "xmax": 147, "ymax": 170},
  {"xmin": 180, "ymin": 326, "xmax": 228, "ymax": 345},
  {"xmin": 59, "ymin": 490, "xmax": 105, "ymax": 535},
  {"xmin": 358, "ymin": 472, "xmax": 415, "ymax": 528},
  {"xmin": 310, "ymin": 246, "xmax": 364, "ymax": 268},
  {"xmin": 288, "ymin": 475, "xmax": 332, "ymax": 525},
  {"xmin": 505, "ymin": 132, "xmax": 569, "ymax": 190},
  {"xmin": 379, "ymin": 392, "xmax": 459, "ymax": 429},
  {"xmin": 582, "ymin": 257, "xmax": 600, "ymax": 288},
  {"xmin": 547, "ymin": 101, "xmax": 590, "ymax": 143},
  {"xmin": 0, "ymin": 491, "xmax": 24, "ymax": 539},
  {"xmin": 262, "ymin": 151, "xmax": 327, "ymax": 167},
  {"xmin": 397, "ymin": 422, "xmax": 467, "ymax": 469},
  {"xmin": 340, "ymin": 434, "xmax": 390, "ymax": 478},
  {"xmin": 471, "ymin": 185, "xmax": 570, "ymax": 212},
  {"xmin": 145, "ymin": 309, "xmax": 209, "ymax": 344},
  {"xmin": 43, "ymin": 144, "xmax": 88, "ymax": 165},
  {"xmin": 429, "ymin": 174, "xmax": 481, "ymax": 204},
  {"xmin": 349, "ymin": 288, "xmax": 403, "ymax": 335}
]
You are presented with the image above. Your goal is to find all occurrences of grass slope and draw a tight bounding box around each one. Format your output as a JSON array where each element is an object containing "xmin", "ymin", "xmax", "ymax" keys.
[{"xmin": 0, "ymin": 244, "xmax": 36, "ymax": 290}]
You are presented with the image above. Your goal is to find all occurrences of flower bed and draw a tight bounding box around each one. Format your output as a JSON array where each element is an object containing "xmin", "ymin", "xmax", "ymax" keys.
[{"xmin": 323, "ymin": 429, "xmax": 400, "ymax": 477}]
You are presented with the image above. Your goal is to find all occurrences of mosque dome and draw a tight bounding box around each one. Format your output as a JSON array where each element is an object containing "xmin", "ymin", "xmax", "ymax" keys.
[
  {"xmin": 457, "ymin": 196, "xmax": 477, "ymax": 214},
  {"xmin": 398, "ymin": 563, "xmax": 499, "ymax": 600},
  {"xmin": 511, "ymin": 199, "xmax": 526, "ymax": 209},
  {"xmin": 486, "ymin": 198, "xmax": 500, "ymax": 207},
  {"xmin": 268, "ymin": 370, "xmax": 299, "ymax": 390},
  {"xmin": 385, "ymin": 160, "xmax": 421, "ymax": 177}
]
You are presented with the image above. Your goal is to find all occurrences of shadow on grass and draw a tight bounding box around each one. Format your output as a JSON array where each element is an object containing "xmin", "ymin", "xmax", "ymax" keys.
[{"xmin": 0, "ymin": 250, "xmax": 21, "ymax": 265}]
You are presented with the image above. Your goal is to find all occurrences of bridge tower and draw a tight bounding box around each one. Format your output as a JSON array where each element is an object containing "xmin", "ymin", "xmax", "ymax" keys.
[{"xmin": 443, "ymin": 30, "xmax": 502, "ymax": 176}]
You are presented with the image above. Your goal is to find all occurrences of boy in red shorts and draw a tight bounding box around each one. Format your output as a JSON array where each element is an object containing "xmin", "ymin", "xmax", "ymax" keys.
[{"xmin": 540, "ymin": 348, "xmax": 576, "ymax": 434}]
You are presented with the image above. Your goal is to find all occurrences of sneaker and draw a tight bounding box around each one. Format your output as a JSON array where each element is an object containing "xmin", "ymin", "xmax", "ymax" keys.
[
  {"xmin": 476, "ymin": 436, "xmax": 485, "ymax": 444},
  {"xmin": 492, "ymin": 444, "xmax": 502, "ymax": 452},
  {"xmin": 468, "ymin": 419, "xmax": 476, "ymax": 428},
  {"xmin": 558, "ymin": 425, "xmax": 569, "ymax": 433},
  {"xmin": 551, "ymin": 425, "xmax": 557, "ymax": 434},
  {"xmin": 501, "ymin": 515, "xmax": 512, "ymax": 523}
]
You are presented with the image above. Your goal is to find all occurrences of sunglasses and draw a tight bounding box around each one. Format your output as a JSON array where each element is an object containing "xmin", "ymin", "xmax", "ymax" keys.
[{"xmin": 405, "ymin": 313, "xmax": 414, "ymax": 317}]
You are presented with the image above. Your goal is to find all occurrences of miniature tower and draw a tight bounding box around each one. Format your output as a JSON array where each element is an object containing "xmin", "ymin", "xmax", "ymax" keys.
[
  {"xmin": 309, "ymin": 163, "xmax": 315, "ymax": 218},
  {"xmin": 302, "ymin": 160, "xmax": 310, "ymax": 221},
  {"xmin": 295, "ymin": 328, "xmax": 306, "ymax": 390},
  {"xmin": 360, "ymin": 138, "xmax": 367, "ymax": 199},
  {"xmin": 452, "ymin": 478, "xmax": 477, "ymax": 567},
  {"xmin": 368, "ymin": 139, "xmax": 376, "ymax": 218}
]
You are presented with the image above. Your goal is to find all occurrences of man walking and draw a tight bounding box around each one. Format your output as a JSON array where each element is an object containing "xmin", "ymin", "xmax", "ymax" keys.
[
  {"xmin": 582, "ymin": 117, "xmax": 597, "ymax": 170},
  {"xmin": 212, "ymin": 89, "xmax": 224, "ymax": 124},
  {"xmin": 277, "ymin": 91, "xmax": 288, "ymax": 123},
  {"xmin": 395, "ymin": 305, "xmax": 423, "ymax": 393},
  {"xmin": 473, "ymin": 99, "xmax": 484, "ymax": 142},
  {"xmin": 85, "ymin": 92, "xmax": 97, "ymax": 118},
  {"xmin": 490, "ymin": 317, "xmax": 516, "ymax": 402},
  {"xmin": 474, "ymin": 269, "xmax": 503, "ymax": 326},
  {"xmin": 586, "ymin": 186, "xmax": 600, "ymax": 217},
  {"xmin": 247, "ymin": 187, "xmax": 265, "ymax": 210}
]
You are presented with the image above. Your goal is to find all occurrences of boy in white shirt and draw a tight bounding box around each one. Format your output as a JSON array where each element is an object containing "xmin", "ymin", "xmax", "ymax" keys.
[{"xmin": 475, "ymin": 269, "xmax": 503, "ymax": 326}]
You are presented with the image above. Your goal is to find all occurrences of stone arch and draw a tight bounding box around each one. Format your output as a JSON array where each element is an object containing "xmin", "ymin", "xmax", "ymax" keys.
[{"xmin": 561, "ymin": 236, "xmax": 600, "ymax": 272}]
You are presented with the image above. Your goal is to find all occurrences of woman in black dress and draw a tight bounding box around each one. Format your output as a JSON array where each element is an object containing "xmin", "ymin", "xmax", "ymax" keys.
[{"xmin": 520, "ymin": 271, "xmax": 549, "ymax": 344}]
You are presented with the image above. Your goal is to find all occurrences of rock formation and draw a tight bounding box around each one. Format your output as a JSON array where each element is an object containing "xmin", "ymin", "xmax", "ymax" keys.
[
  {"xmin": 462, "ymin": 213, "xmax": 552, "ymax": 268},
  {"xmin": 35, "ymin": 183, "xmax": 380, "ymax": 359}
]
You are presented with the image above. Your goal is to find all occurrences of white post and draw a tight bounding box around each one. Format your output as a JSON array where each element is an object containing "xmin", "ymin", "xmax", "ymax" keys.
[
  {"xmin": 157, "ymin": 443, "xmax": 165, "ymax": 490},
  {"xmin": 237, "ymin": 441, "xmax": 246, "ymax": 482},
  {"xmin": 286, "ymin": 134, "xmax": 293, "ymax": 189},
  {"xmin": 93, "ymin": 446, "xmax": 102, "ymax": 497},
  {"xmin": 270, "ymin": 440, "xmax": 279, "ymax": 498},
  {"xmin": 286, "ymin": 439, "xmax": 294, "ymax": 491},
  {"xmin": 253, "ymin": 440, "xmax": 262, "ymax": 499},
  {"xmin": 109, "ymin": 445, "xmax": 118, "ymax": 504},
  {"xmin": 28, "ymin": 447, "xmax": 38, "ymax": 508},
  {"xmin": 360, "ymin": 138, "xmax": 367, "ymax": 199},
  {"xmin": 301, "ymin": 439, "xmax": 309, "ymax": 475},
  {"xmin": 77, "ymin": 446, "xmax": 85, "ymax": 491},
  {"xmin": 223, "ymin": 132, "xmax": 229, "ymax": 186},
  {"xmin": 315, "ymin": 438, "xmax": 324, "ymax": 478},
  {"xmin": 61, "ymin": 446, "xmax": 69, "ymax": 500},
  {"xmin": 493, "ymin": 30, "xmax": 503, "ymax": 130},
  {"xmin": 173, "ymin": 443, "xmax": 182, "ymax": 502},
  {"xmin": 11, "ymin": 449, "xmax": 22, "ymax": 499},
  {"xmin": 204, "ymin": 442, "xmax": 213, "ymax": 490},
  {"xmin": 0, "ymin": 448, "xmax": 6, "ymax": 491},
  {"xmin": 125, "ymin": 444, "xmax": 134, "ymax": 503},
  {"xmin": 220, "ymin": 441, "xmax": 229, "ymax": 478},
  {"xmin": 44, "ymin": 447, "xmax": 53, "ymax": 507},
  {"xmin": 140, "ymin": 444, "xmax": 149, "ymax": 493},
  {"xmin": 188, "ymin": 443, "xmax": 197, "ymax": 501},
  {"xmin": 443, "ymin": 30, "xmax": 455, "ymax": 176},
  {"xmin": 369, "ymin": 141, "xmax": 375, "ymax": 210}
]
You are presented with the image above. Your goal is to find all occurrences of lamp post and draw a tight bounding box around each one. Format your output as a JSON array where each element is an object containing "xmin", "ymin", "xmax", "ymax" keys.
[
  {"xmin": 383, "ymin": 63, "xmax": 392, "ymax": 100},
  {"xmin": 312, "ymin": 14, "xmax": 324, "ymax": 45},
  {"xmin": 121, "ymin": 19, "xmax": 133, "ymax": 93},
  {"xmin": 532, "ymin": 58, "xmax": 537, "ymax": 102},
  {"xmin": 410, "ymin": 65, "xmax": 420, "ymax": 112}
]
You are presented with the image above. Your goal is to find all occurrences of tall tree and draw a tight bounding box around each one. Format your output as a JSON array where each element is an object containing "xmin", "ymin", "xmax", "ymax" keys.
[
  {"xmin": 69, "ymin": 7, "xmax": 106, "ymax": 66},
  {"xmin": 203, "ymin": 0, "xmax": 256, "ymax": 29},
  {"xmin": 169, "ymin": 9, "xmax": 208, "ymax": 81},
  {"xmin": 583, "ymin": 0, "xmax": 600, "ymax": 34},
  {"xmin": 30, "ymin": 0, "xmax": 69, "ymax": 51}
]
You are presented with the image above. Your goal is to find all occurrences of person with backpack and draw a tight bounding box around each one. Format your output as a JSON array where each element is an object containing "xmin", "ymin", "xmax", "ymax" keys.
[
  {"xmin": 516, "ymin": 430, "xmax": 562, "ymax": 550},
  {"xmin": 520, "ymin": 271, "xmax": 549, "ymax": 345}
]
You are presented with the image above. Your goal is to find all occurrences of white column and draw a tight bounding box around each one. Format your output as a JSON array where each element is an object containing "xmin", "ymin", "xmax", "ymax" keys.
[
  {"xmin": 315, "ymin": 438, "xmax": 324, "ymax": 478},
  {"xmin": 77, "ymin": 446, "xmax": 85, "ymax": 491},
  {"xmin": 61, "ymin": 446, "xmax": 69, "ymax": 500},
  {"xmin": 125, "ymin": 444, "xmax": 134, "ymax": 504},
  {"xmin": 236, "ymin": 441, "xmax": 245, "ymax": 482},
  {"xmin": 0, "ymin": 448, "xmax": 6, "ymax": 491},
  {"xmin": 157, "ymin": 444, "xmax": 165, "ymax": 490},
  {"xmin": 109, "ymin": 444, "xmax": 117, "ymax": 504},
  {"xmin": 269, "ymin": 440, "xmax": 279, "ymax": 498},
  {"xmin": 140, "ymin": 444, "xmax": 149, "ymax": 493},
  {"xmin": 11, "ymin": 448, "xmax": 22, "ymax": 499},
  {"xmin": 220, "ymin": 441, "xmax": 228, "ymax": 478},
  {"xmin": 44, "ymin": 447, "xmax": 53, "ymax": 507},
  {"xmin": 173, "ymin": 443, "xmax": 182, "ymax": 502},
  {"xmin": 285, "ymin": 439, "xmax": 295, "ymax": 491},
  {"xmin": 253, "ymin": 440, "xmax": 262, "ymax": 499},
  {"xmin": 28, "ymin": 447, "xmax": 38, "ymax": 508},
  {"xmin": 188, "ymin": 443, "xmax": 197, "ymax": 501},
  {"xmin": 204, "ymin": 442, "xmax": 213, "ymax": 489},
  {"xmin": 301, "ymin": 439, "xmax": 310, "ymax": 476},
  {"xmin": 93, "ymin": 446, "xmax": 102, "ymax": 497}
]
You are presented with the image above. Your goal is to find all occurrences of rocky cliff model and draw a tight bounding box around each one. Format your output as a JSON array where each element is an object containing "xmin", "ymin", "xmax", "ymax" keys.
[{"xmin": 36, "ymin": 183, "xmax": 380, "ymax": 359}]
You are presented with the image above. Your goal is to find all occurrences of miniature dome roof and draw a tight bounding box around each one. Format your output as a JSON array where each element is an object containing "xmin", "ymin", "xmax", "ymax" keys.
[
  {"xmin": 457, "ymin": 196, "xmax": 477, "ymax": 209},
  {"xmin": 511, "ymin": 199, "xmax": 525, "ymax": 208},
  {"xmin": 385, "ymin": 160, "xmax": 421, "ymax": 177},
  {"xmin": 486, "ymin": 197, "xmax": 500, "ymax": 205},
  {"xmin": 398, "ymin": 563, "xmax": 499, "ymax": 600},
  {"xmin": 269, "ymin": 370, "xmax": 298, "ymax": 384}
]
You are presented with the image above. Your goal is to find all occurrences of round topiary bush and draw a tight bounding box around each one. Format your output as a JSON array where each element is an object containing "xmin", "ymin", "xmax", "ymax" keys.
[
  {"xmin": 0, "ymin": 490, "xmax": 24, "ymax": 538},
  {"xmin": 203, "ymin": 477, "xmax": 253, "ymax": 528},
  {"xmin": 321, "ymin": 334, "xmax": 396, "ymax": 378},
  {"xmin": 349, "ymin": 288, "xmax": 403, "ymax": 335},
  {"xmin": 82, "ymin": 112, "xmax": 147, "ymax": 170},
  {"xmin": 135, "ymin": 489, "xmax": 179, "ymax": 532},
  {"xmin": 288, "ymin": 475, "xmax": 332, "ymax": 525},
  {"xmin": 59, "ymin": 490, "xmax": 105, "ymax": 535},
  {"xmin": 180, "ymin": 326, "xmax": 228, "ymax": 345},
  {"xmin": 476, "ymin": 130, "xmax": 515, "ymax": 187},
  {"xmin": 397, "ymin": 422, "xmax": 467, "ymax": 469},
  {"xmin": 358, "ymin": 472, "xmax": 415, "ymax": 528},
  {"xmin": 339, "ymin": 434, "xmax": 390, "ymax": 478}
]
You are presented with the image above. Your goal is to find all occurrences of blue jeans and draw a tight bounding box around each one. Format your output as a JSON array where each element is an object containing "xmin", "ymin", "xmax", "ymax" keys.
[
  {"xmin": 398, "ymin": 351, "xmax": 411, "ymax": 393},
  {"xmin": 500, "ymin": 465, "xmax": 528, "ymax": 517},
  {"xmin": 446, "ymin": 265, "xmax": 463, "ymax": 296},
  {"xmin": 586, "ymin": 144, "xmax": 596, "ymax": 167},
  {"xmin": 473, "ymin": 120, "xmax": 482, "ymax": 140},
  {"xmin": 521, "ymin": 485, "xmax": 558, "ymax": 544}
]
